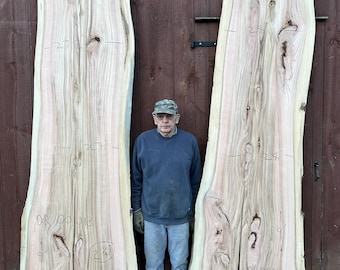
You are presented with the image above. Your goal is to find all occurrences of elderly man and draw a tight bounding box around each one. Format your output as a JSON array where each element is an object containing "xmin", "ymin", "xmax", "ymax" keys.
[{"xmin": 131, "ymin": 99, "xmax": 202, "ymax": 270}]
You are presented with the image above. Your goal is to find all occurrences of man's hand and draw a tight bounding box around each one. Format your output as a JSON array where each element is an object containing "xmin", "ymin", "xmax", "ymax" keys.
[{"xmin": 133, "ymin": 209, "xmax": 144, "ymax": 234}]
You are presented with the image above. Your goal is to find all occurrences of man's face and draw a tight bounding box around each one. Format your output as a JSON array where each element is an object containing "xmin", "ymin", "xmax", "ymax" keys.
[{"xmin": 153, "ymin": 113, "xmax": 180, "ymax": 137}]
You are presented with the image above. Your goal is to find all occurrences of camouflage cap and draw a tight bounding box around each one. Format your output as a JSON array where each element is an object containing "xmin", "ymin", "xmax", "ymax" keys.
[{"xmin": 152, "ymin": 99, "xmax": 178, "ymax": 115}]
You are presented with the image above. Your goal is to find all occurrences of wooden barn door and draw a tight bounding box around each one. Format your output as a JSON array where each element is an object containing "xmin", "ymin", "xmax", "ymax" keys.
[
  {"xmin": 303, "ymin": 0, "xmax": 340, "ymax": 269},
  {"xmin": 130, "ymin": 0, "xmax": 221, "ymax": 152},
  {"xmin": 130, "ymin": 0, "xmax": 221, "ymax": 268}
]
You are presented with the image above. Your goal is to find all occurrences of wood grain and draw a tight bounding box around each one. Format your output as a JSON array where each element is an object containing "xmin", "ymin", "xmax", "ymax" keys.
[
  {"xmin": 190, "ymin": 0, "xmax": 315, "ymax": 269},
  {"xmin": 20, "ymin": 0, "xmax": 136, "ymax": 269}
]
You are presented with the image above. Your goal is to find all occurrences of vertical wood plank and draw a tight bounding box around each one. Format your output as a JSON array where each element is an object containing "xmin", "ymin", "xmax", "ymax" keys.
[
  {"xmin": 20, "ymin": 0, "xmax": 136, "ymax": 269},
  {"xmin": 321, "ymin": 0, "xmax": 340, "ymax": 267},
  {"xmin": 193, "ymin": 0, "xmax": 221, "ymax": 157},
  {"xmin": 173, "ymin": 0, "xmax": 195, "ymax": 133},
  {"xmin": 302, "ymin": 0, "xmax": 326, "ymax": 268},
  {"xmin": 0, "ymin": 0, "xmax": 36, "ymax": 268},
  {"xmin": 131, "ymin": 0, "xmax": 175, "ymax": 137},
  {"xmin": 191, "ymin": 0, "xmax": 315, "ymax": 269}
]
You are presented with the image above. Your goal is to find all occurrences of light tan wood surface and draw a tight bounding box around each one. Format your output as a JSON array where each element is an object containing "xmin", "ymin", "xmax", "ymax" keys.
[
  {"xmin": 20, "ymin": 0, "xmax": 136, "ymax": 269},
  {"xmin": 190, "ymin": 0, "xmax": 315, "ymax": 269}
]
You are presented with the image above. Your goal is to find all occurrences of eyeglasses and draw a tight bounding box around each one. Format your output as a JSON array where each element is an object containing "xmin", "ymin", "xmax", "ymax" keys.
[{"xmin": 154, "ymin": 113, "xmax": 177, "ymax": 120}]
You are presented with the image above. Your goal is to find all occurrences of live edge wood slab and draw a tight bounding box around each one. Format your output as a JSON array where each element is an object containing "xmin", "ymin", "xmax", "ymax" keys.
[
  {"xmin": 190, "ymin": 0, "xmax": 315, "ymax": 269},
  {"xmin": 20, "ymin": 0, "xmax": 136, "ymax": 269}
]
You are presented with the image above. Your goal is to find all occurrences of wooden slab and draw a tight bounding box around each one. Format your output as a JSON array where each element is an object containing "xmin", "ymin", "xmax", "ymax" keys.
[
  {"xmin": 190, "ymin": 0, "xmax": 315, "ymax": 269},
  {"xmin": 20, "ymin": 0, "xmax": 136, "ymax": 269}
]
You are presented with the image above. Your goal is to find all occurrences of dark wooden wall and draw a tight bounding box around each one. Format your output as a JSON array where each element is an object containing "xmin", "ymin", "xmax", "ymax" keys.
[
  {"xmin": 0, "ymin": 0, "xmax": 339, "ymax": 269},
  {"xmin": 302, "ymin": 0, "xmax": 340, "ymax": 269},
  {"xmin": 130, "ymin": 1, "xmax": 221, "ymax": 267},
  {"xmin": 0, "ymin": 1, "xmax": 36, "ymax": 269},
  {"xmin": 130, "ymin": 0, "xmax": 221, "ymax": 158}
]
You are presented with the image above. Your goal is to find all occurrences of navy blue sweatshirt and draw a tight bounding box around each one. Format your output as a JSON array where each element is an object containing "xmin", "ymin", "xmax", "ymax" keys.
[{"xmin": 131, "ymin": 128, "xmax": 202, "ymax": 225}]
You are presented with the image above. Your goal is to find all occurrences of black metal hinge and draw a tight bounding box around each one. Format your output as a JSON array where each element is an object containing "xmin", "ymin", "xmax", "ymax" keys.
[
  {"xmin": 315, "ymin": 16, "xmax": 328, "ymax": 20},
  {"xmin": 314, "ymin": 161, "xmax": 321, "ymax": 181},
  {"xmin": 191, "ymin": 41, "xmax": 217, "ymax": 48},
  {"xmin": 194, "ymin": 16, "xmax": 220, "ymax": 23}
]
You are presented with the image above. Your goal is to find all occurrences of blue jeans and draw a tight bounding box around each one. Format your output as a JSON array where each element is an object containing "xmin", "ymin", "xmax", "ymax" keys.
[{"xmin": 144, "ymin": 221, "xmax": 189, "ymax": 270}]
